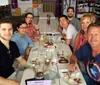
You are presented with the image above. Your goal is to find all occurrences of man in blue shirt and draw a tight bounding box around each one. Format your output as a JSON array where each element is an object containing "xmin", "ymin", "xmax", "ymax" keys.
[
  {"xmin": 68, "ymin": 23, "xmax": 100, "ymax": 85},
  {"xmin": 11, "ymin": 21, "xmax": 34, "ymax": 60}
]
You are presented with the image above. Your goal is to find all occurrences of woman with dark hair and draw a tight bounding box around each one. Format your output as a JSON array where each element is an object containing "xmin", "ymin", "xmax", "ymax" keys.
[{"xmin": 11, "ymin": 21, "xmax": 34, "ymax": 60}]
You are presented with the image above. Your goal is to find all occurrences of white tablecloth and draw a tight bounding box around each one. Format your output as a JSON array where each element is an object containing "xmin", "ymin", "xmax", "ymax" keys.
[{"xmin": 20, "ymin": 41, "xmax": 87, "ymax": 85}]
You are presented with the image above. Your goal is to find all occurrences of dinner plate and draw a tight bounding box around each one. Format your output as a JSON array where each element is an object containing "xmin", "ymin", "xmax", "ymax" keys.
[
  {"xmin": 64, "ymin": 72, "xmax": 82, "ymax": 85},
  {"xmin": 59, "ymin": 69, "xmax": 82, "ymax": 85}
]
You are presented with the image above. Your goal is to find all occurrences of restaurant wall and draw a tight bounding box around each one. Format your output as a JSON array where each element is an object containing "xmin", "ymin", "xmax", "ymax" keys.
[
  {"xmin": 18, "ymin": 0, "xmax": 32, "ymax": 14},
  {"xmin": 0, "ymin": 0, "xmax": 10, "ymax": 6}
]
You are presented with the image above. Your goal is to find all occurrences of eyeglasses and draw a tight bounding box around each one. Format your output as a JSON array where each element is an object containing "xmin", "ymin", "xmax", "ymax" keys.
[
  {"xmin": 19, "ymin": 27, "xmax": 27, "ymax": 29},
  {"xmin": 26, "ymin": 17, "xmax": 33, "ymax": 19},
  {"xmin": 89, "ymin": 57, "xmax": 95, "ymax": 68}
]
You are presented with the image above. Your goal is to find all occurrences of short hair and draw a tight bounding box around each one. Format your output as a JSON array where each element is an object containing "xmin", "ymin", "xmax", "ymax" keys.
[
  {"xmin": 58, "ymin": 15, "xmax": 68, "ymax": 21},
  {"xmin": 0, "ymin": 19, "xmax": 12, "ymax": 26},
  {"xmin": 24, "ymin": 12, "xmax": 34, "ymax": 18},
  {"xmin": 16, "ymin": 21, "xmax": 26, "ymax": 28},
  {"xmin": 67, "ymin": 7, "xmax": 74, "ymax": 12},
  {"xmin": 80, "ymin": 13, "xmax": 96, "ymax": 24},
  {"xmin": 87, "ymin": 23, "xmax": 100, "ymax": 33}
]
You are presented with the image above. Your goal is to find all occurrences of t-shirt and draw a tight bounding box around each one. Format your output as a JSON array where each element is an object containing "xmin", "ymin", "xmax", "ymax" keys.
[
  {"xmin": 69, "ymin": 17, "xmax": 81, "ymax": 32},
  {"xmin": 0, "ymin": 41, "xmax": 20, "ymax": 78},
  {"xmin": 75, "ymin": 43, "xmax": 100, "ymax": 84},
  {"xmin": 11, "ymin": 31, "xmax": 34, "ymax": 56},
  {"xmin": 62, "ymin": 24, "xmax": 78, "ymax": 47}
]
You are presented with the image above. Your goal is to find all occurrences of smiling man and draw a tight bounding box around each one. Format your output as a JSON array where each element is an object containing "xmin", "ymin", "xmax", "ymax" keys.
[
  {"xmin": 0, "ymin": 19, "xmax": 27, "ymax": 85},
  {"xmin": 58, "ymin": 15, "xmax": 78, "ymax": 50},
  {"xmin": 69, "ymin": 23, "xmax": 100, "ymax": 85}
]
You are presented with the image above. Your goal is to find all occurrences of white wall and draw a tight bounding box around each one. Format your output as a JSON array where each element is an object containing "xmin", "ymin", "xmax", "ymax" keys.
[
  {"xmin": 0, "ymin": 0, "xmax": 10, "ymax": 5},
  {"xmin": 63, "ymin": 0, "xmax": 76, "ymax": 16},
  {"xmin": 18, "ymin": 0, "xmax": 32, "ymax": 15}
]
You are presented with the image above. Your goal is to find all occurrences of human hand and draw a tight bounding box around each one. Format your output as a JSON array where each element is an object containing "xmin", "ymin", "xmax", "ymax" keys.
[
  {"xmin": 68, "ymin": 64, "xmax": 77, "ymax": 72},
  {"xmin": 33, "ymin": 24, "xmax": 39, "ymax": 30},
  {"xmin": 62, "ymin": 34, "xmax": 66, "ymax": 40},
  {"xmin": 33, "ymin": 38, "xmax": 40, "ymax": 42}
]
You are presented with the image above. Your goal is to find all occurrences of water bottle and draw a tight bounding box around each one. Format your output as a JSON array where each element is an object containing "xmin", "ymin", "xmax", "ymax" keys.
[{"xmin": 47, "ymin": 15, "xmax": 50, "ymax": 25}]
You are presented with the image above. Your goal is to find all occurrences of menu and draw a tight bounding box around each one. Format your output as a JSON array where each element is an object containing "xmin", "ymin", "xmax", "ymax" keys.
[{"xmin": 26, "ymin": 80, "xmax": 51, "ymax": 85}]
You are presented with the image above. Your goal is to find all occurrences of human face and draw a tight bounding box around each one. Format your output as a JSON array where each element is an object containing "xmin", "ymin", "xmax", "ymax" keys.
[
  {"xmin": 17, "ymin": 23, "xmax": 27, "ymax": 35},
  {"xmin": 87, "ymin": 27, "xmax": 100, "ymax": 48},
  {"xmin": 59, "ymin": 17, "xmax": 68, "ymax": 28},
  {"xmin": 81, "ymin": 17, "xmax": 91, "ymax": 33},
  {"xmin": 25, "ymin": 14, "xmax": 33, "ymax": 24},
  {"xmin": 0, "ymin": 23, "xmax": 13, "ymax": 41},
  {"xmin": 67, "ymin": 9, "xmax": 74, "ymax": 18}
]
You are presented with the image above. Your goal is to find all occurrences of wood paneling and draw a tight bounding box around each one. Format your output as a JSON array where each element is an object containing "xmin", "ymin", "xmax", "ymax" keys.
[{"xmin": 43, "ymin": 1, "xmax": 56, "ymax": 15}]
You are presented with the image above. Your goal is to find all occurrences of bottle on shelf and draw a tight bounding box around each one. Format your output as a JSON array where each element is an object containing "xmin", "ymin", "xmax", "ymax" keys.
[{"xmin": 47, "ymin": 14, "xmax": 50, "ymax": 25}]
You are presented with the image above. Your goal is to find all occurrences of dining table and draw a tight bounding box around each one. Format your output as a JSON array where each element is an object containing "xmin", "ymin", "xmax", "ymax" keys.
[
  {"xmin": 10, "ymin": 12, "xmax": 87, "ymax": 85},
  {"xmin": 20, "ymin": 33, "xmax": 87, "ymax": 85}
]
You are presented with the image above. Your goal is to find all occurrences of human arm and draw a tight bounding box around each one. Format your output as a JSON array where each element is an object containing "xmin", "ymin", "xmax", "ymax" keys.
[
  {"xmin": 61, "ymin": 32, "xmax": 71, "ymax": 45},
  {"xmin": 24, "ymin": 47, "xmax": 32, "ymax": 60},
  {"xmin": 0, "ymin": 77, "xmax": 19, "ymax": 85},
  {"xmin": 68, "ymin": 43, "xmax": 88, "ymax": 72},
  {"xmin": 68, "ymin": 54, "xmax": 78, "ymax": 72},
  {"xmin": 16, "ymin": 56, "xmax": 27, "ymax": 67},
  {"xmin": 65, "ymin": 38, "xmax": 71, "ymax": 46},
  {"xmin": 58, "ymin": 25, "xmax": 63, "ymax": 34},
  {"xmin": 63, "ymin": 26, "xmax": 74, "ymax": 46},
  {"xmin": 73, "ymin": 33, "xmax": 80, "ymax": 53},
  {"xmin": 33, "ymin": 24, "xmax": 40, "ymax": 36}
]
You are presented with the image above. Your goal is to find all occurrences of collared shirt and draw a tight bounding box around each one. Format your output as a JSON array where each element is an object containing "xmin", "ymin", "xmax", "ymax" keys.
[
  {"xmin": 25, "ymin": 24, "xmax": 40, "ymax": 42},
  {"xmin": 11, "ymin": 31, "xmax": 34, "ymax": 56}
]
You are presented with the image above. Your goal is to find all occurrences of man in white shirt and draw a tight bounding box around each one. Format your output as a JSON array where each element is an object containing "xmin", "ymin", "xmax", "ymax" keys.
[{"xmin": 58, "ymin": 15, "xmax": 78, "ymax": 49}]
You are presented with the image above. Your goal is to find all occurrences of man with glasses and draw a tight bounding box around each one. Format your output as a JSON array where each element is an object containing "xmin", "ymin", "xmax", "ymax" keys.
[
  {"xmin": 0, "ymin": 19, "xmax": 27, "ymax": 85},
  {"xmin": 24, "ymin": 12, "xmax": 40, "ymax": 42},
  {"xmin": 68, "ymin": 23, "xmax": 100, "ymax": 85}
]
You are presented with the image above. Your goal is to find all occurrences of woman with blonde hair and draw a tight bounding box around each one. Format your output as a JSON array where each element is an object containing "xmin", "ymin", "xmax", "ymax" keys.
[{"xmin": 73, "ymin": 13, "xmax": 96, "ymax": 53}]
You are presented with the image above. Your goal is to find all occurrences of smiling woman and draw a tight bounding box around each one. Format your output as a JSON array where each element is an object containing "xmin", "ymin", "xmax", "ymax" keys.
[{"xmin": 11, "ymin": 21, "xmax": 34, "ymax": 60}]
